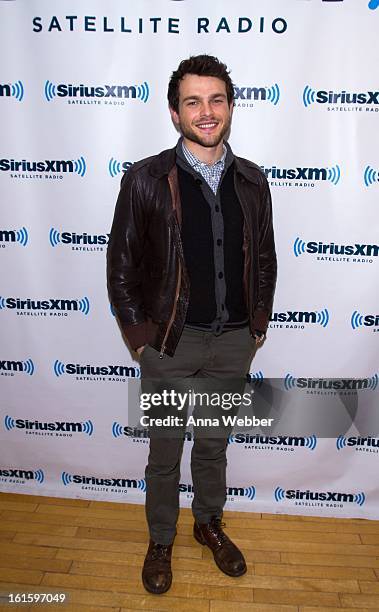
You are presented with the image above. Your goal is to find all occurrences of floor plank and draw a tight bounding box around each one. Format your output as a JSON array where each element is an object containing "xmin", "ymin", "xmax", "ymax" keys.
[
  {"xmin": 1, "ymin": 491, "xmax": 379, "ymax": 610},
  {"xmin": 255, "ymin": 561, "xmax": 376, "ymax": 580}
]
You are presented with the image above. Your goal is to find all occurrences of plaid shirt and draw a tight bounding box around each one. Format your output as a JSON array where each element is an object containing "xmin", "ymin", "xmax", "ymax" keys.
[{"xmin": 181, "ymin": 141, "xmax": 227, "ymax": 194}]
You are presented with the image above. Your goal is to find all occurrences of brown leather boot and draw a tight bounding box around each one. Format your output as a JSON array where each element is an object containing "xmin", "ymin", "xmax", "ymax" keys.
[
  {"xmin": 194, "ymin": 516, "xmax": 247, "ymax": 577},
  {"xmin": 142, "ymin": 540, "xmax": 173, "ymax": 594}
]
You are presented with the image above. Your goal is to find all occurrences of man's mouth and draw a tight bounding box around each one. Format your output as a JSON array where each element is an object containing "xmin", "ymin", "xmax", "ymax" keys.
[{"xmin": 195, "ymin": 121, "xmax": 219, "ymax": 131}]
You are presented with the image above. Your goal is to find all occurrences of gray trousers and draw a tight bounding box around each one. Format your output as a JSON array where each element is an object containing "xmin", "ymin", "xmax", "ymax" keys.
[{"xmin": 140, "ymin": 326, "xmax": 255, "ymax": 545}]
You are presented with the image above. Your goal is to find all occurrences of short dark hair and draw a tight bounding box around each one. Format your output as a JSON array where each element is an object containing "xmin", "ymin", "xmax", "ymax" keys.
[{"xmin": 167, "ymin": 54, "xmax": 234, "ymax": 112}]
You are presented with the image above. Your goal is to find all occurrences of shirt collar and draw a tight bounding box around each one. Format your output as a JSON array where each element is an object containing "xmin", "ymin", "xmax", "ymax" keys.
[
  {"xmin": 181, "ymin": 140, "xmax": 227, "ymax": 170},
  {"xmin": 176, "ymin": 137, "xmax": 234, "ymax": 171}
]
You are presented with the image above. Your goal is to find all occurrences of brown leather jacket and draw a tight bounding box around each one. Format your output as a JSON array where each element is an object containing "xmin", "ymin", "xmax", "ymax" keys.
[{"xmin": 107, "ymin": 146, "xmax": 277, "ymax": 357}]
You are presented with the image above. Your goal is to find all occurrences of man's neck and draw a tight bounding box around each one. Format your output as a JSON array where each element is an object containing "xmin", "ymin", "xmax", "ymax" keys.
[{"xmin": 182, "ymin": 138, "xmax": 224, "ymax": 165}]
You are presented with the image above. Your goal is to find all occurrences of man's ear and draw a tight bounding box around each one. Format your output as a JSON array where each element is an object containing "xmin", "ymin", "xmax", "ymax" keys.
[{"xmin": 169, "ymin": 105, "xmax": 179, "ymax": 125}]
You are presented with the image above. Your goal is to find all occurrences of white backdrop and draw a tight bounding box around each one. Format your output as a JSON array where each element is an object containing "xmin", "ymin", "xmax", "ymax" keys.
[{"xmin": 1, "ymin": 0, "xmax": 378, "ymax": 519}]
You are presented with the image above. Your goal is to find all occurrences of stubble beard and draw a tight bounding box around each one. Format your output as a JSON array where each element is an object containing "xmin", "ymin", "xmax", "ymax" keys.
[{"xmin": 178, "ymin": 116, "xmax": 231, "ymax": 149}]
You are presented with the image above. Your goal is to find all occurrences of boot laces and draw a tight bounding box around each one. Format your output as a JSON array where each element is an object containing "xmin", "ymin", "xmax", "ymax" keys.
[
  {"xmin": 209, "ymin": 518, "xmax": 228, "ymax": 545},
  {"xmin": 151, "ymin": 543, "xmax": 170, "ymax": 561}
]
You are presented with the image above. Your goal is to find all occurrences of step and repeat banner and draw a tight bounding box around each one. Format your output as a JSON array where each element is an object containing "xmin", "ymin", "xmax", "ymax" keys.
[{"xmin": 1, "ymin": 0, "xmax": 378, "ymax": 519}]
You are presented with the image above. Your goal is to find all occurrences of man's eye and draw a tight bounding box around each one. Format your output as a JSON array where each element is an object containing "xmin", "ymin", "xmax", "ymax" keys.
[{"xmin": 188, "ymin": 101, "xmax": 198, "ymax": 106}]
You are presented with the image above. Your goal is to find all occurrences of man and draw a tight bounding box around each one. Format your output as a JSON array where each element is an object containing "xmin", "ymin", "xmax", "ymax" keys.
[{"xmin": 107, "ymin": 55, "xmax": 276, "ymax": 594}]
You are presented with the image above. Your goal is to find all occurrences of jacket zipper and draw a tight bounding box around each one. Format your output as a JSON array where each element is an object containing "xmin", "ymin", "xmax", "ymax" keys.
[
  {"xmin": 159, "ymin": 262, "xmax": 181, "ymax": 358},
  {"xmin": 160, "ymin": 167, "xmax": 182, "ymax": 358},
  {"xmin": 234, "ymin": 177, "xmax": 254, "ymax": 336}
]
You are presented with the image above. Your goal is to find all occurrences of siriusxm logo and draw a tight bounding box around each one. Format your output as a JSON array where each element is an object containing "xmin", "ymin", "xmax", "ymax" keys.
[
  {"xmin": 112, "ymin": 422, "xmax": 149, "ymax": 440},
  {"xmin": 0, "ymin": 157, "xmax": 86, "ymax": 177},
  {"xmin": 179, "ymin": 482, "xmax": 256, "ymax": 501},
  {"xmin": 261, "ymin": 164, "xmax": 340, "ymax": 186},
  {"xmin": 54, "ymin": 360, "xmax": 140, "ymax": 379},
  {"xmin": 108, "ymin": 158, "xmax": 133, "ymax": 177},
  {"xmin": 0, "ymin": 227, "xmax": 28, "ymax": 247},
  {"xmin": 247, "ymin": 370, "xmax": 264, "ymax": 387},
  {"xmin": 364, "ymin": 166, "xmax": 379, "ymax": 187},
  {"xmin": 274, "ymin": 487, "xmax": 366, "ymax": 506},
  {"xmin": 0, "ymin": 359, "xmax": 34, "ymax": 376},
  {"xmin": 337, "ymin": 435, "xmax": 379, "ymax": 451},
  {"xmin": 61, "ymin": 472, "xmax": 146, "ymax": 492},
  {"xmin": 293, "ymin": 238, "xmax": 379, "ymax": 262},
  {"xmin": 351, "ymin": 311, "xmax": 379, "ymax": 331},
  {"xmin": 49, "ymin": 228, "xmax": 108, "ymax": 250},
  {"xmin": 0, "ymin": 468, "xmax": 44, "ymax": 483},
  {"xmin": 284, "ymin": 374, "xmax": 378, "ymax": 392},
  {"xmin": 0, "ymin": 296, "xmax": 90, "ymax": 316},
  {"xmin": 270, "ymin": 309, "xmax": 329, "ymax": 328},
  {"xmin": 303, "ymin": 86, "xmax": 379, "ymax": 110},
  {"xmin": 45, "ymin": 80, "xmax": 149, "ymax": 103},
  {"xmin": 112, "ymin": 422, "xmax": 194, "ymax": 442},
  {"xmin": 229, "ymin": 434, "xmax": 317, "ymax": 451},
  {"xmin": 4, "ymin": 415, "xmax": 93, "ymax": 436},
  {"xmin": 0, "ymin": 81, "xmax": 24, "ymax": 101},
  {"xmin": 234, "ymin": 83, "xmax": 280, "ymax": 106}
]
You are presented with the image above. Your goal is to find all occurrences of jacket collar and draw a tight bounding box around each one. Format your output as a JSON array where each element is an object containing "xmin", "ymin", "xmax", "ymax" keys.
[
  {"xmin": 149, "ymin": 141, "xmax": 260, "ymax": 185},
  {"xmin": 149, "ymin": 147, "xmax": 176, "ymax": 179}
]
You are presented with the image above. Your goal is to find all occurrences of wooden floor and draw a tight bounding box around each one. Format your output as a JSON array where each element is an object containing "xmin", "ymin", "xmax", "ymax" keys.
[{"xmin": 1, "ymin": 493, "xmax": 379, "ymax": 611}]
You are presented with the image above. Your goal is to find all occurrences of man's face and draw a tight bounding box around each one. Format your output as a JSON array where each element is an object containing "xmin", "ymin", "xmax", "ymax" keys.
[{"xmin": 170, "ymin": 74, "xmax": 233, "ymax": 149}]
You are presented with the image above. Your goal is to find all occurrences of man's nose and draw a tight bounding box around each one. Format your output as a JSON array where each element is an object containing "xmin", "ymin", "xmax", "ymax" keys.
[{"xmin": 200, "ymin": 101, "xmax": 212, "ymax": 115}]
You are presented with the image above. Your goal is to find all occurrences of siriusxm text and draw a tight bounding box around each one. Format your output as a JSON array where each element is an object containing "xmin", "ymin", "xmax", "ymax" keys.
[
  {"xmin": 179, "ymin": 483, "xmax": 249, "ymax": 497},
  {"xmin": 296, "ymin": 378, "xmax": 371, "ymax": 390},
  {"xmin": 64, "ymin": 364, "xmax": 139, "ymax": 377},
  {"xmin": 53, "ymin": 84, "xmax": 142, "ymax": 99},
  {"xmin": 344, "ymin": 437, "xmax": 379, "ymax": 447},
  {"xmin": 234, "ymin": 87, "xmax": 268, "ymax": 101},
  {"xmin": 0, "ymin": 159, "xmax": 76, "ymax": 173},
  {"xmin": 12, "ymin": 420, "xmax": 88, "ymax": 432},
  {"xmin": 285, "ymin": 489, "xmax": 360, "ymax": 502},
  {"xmin": 70, "ymin": 475, "xmax": 139, "ymax": 487},
  {"xmin": 262, "ymin": 166, "xmax": 330, "ymax": 181},
  {"xmin": 0, "ymin": 469, "xmax": 37, "ymax": 480},
  {"xmin": 3, "ymin": 298, "xmax": 82, "ymax": 311},
  {"xmin": 316, "ymin": 90, "xmax": 379, "ymax": 105},
  {"xmin": 232, "ymin": 435, "xmax": 309, "ymax": 446},
  {"xmin": 59, "ymin": 232, "xmax": 109, "ymax": 245},
  {"xmin": 271, "ymin": 311, "xmax": 320, "ymax": 323},
  {"xmin": 122, "ymin": 427, "xmax": 194, "ymax": 441},
  {"xmin": 0, "ymin": 361, "xmax": 26, "ymax": 372},
  {"xmin": 306, "ymin": 242, "xmax": 378, "ymax": 256},
  {"xmin": 0, "ymin": 230, "xmax": 16, "ymax": 242},
  {"xmin": 360, "ymin": 315, "xmax": 379, "ymax": 327},
  {"xmin": 0, "ymin": 85, "xmax": 12, "ymax": 97}
]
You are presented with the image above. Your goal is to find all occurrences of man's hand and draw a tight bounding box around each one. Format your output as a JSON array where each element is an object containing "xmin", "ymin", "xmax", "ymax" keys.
[
  {"xmin": 253, "ymin": 331, "xmax": 265, "ymax": 347},
  {"xmin": 136, "ymin": 345, "xmax": 146, "ymax": 356}
]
